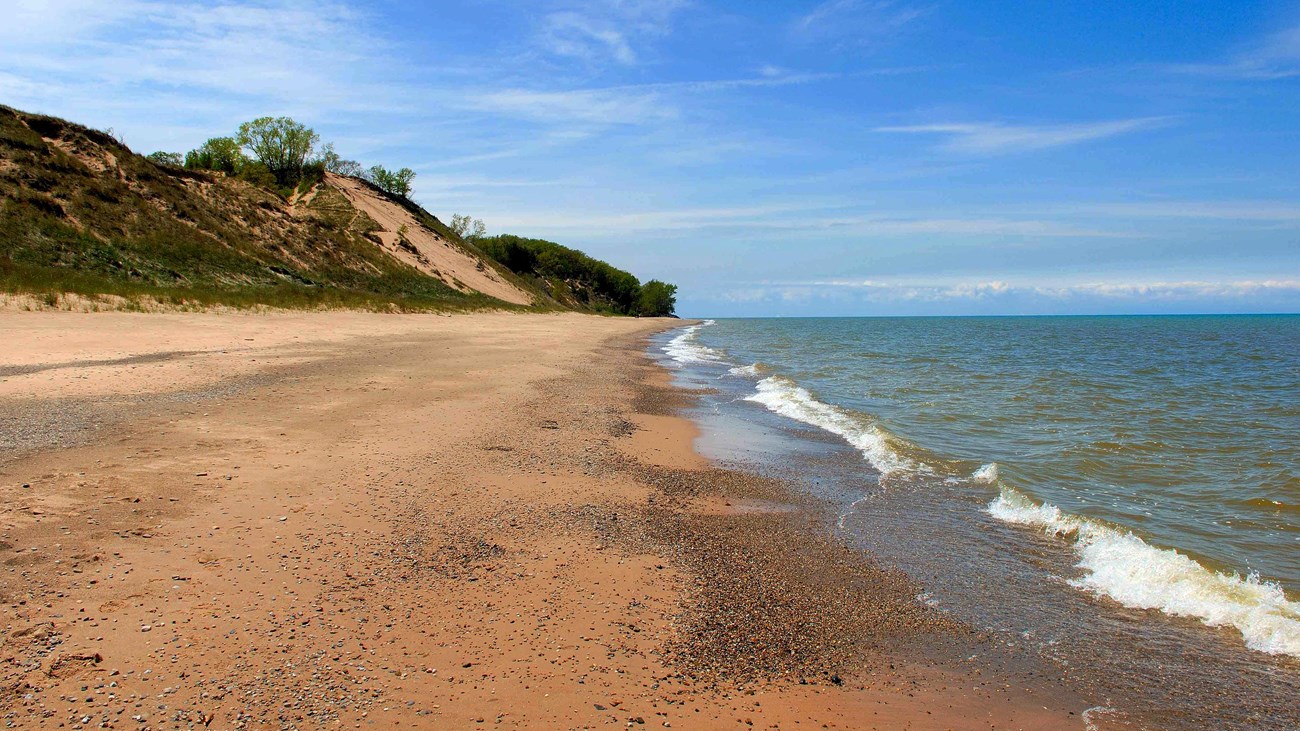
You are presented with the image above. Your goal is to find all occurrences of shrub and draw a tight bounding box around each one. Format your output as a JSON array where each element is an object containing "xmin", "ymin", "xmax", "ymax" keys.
[
  {"xmin": 367, "ymin": 165, "xmax": 415, "ymax": 197},
  {"xmin": 184, "ymin": 136, "xmax": 245, "ymax": 173},
  {"xmin": 236, "ymin": 161, "xmax": 277, "ymax": 188},
  {"xmin": 146, "ymin": 151, "xmax": 183, "ymax": 167}
]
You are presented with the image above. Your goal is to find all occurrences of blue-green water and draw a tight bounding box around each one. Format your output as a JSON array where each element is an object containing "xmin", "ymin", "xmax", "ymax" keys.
[{"xmin": 659, "ymin": 315, "xmax": 1299, "ymax": 728}]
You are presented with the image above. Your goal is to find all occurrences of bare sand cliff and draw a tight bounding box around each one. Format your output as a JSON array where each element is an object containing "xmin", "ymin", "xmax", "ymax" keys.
[{"xmin": 0, "ymin": 312, "xmax": 1088, "ymax": 729}]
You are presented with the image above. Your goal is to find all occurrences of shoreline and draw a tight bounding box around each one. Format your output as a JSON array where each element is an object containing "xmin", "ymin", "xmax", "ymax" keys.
[{"xmin": 1, "ymin": 311, "xmax": 1086, "ymax": 729}]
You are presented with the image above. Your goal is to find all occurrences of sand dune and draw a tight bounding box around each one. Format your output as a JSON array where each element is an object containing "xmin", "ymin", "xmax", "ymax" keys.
[{"xmin": 326, "ymin": 174, "xmax": 534, "ymax": 305}]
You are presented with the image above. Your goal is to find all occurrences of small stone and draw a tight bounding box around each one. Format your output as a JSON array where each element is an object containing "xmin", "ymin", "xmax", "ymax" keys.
[{"xmin": 140, "ymin": 625, "xmax": 152, "ymax": 632}]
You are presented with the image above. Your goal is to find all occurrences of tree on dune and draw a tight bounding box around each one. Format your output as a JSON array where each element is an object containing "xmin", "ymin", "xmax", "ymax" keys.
[
  {"xmin": 145, "ymin": 151, "xmax": 183, "ymax": 167},
  {"xmin": 449, "ymin": 213, "xmax": 487, "ymax": 242},
  {"xmin": 317, "ymin": 142, "xmax": 364, "ymax": 177},
  {"xmin": 237, "ymin": 116, "xmax": 319, "ymax": 186},
  {"xmin": 367, "ymin": 164, "xmax": 416, "ymax": 197},
  {"xmin": 184, "ymin": 136, "xmax": 245, "ymax": 174}
]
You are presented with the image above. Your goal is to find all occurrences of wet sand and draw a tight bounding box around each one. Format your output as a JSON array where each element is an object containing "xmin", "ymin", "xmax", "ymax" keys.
[{"xmin": 0, "ymin": 311, "xmax": 1089, "ymax": 729}]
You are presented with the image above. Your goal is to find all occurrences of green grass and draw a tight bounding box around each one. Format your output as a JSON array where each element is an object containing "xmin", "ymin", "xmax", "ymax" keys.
[
  {"xmin": 0, "ymin": 105, "xmax": 525, "ymax": 313},
  {"xmin": 0, "ymin": 258, "xmax": 510, "ymax": 312}
]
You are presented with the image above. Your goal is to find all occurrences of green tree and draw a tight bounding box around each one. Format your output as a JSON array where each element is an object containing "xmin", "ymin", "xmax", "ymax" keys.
[
  {"xmin": 235, "ymin": 161, "xmax": 277, "ymax": 188},
  {"xmin": 448, "ymin": 213, "xmax": 486, "ymax": 242},
  {"xmin": 477, "ymin": 236, "xmax": 535, "ymax": 271},
  {"xmin": 317, "ymin": 142, "xmax": 364, "ymax": 177},
  {"xmin": 146, "ymin": 151, "xmax": 183, "ymax": 167},
  {"xmin": 236, "ymin": 116, "xmax": 319, "ymax": 186},
  {"xmin": 184, "ymin": 136, "xmax": 245, "ymax": 173},
  {"xmin": 475, "ymin": 234, "xmax": 665, "ymax": 315},
  {"xmin": 637, "ymin": 280, "xmax": 677, "ymax": 317},
  {"xmin": 367, "ymin": 165, "xmax": 416, "ymax": 197}
]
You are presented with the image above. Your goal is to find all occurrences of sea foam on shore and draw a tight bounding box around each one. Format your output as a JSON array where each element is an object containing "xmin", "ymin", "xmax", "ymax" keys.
[
  {"xmin": 663, "ymin": 320, "xmax": 726, "ymax": 364},
  {"xmin": 745, "ymin": 375, "xmax": 923, "ymax": 479},
  {"xmin": 987, "ymin": 480, "xmax": 1300, "ymax": 658},
  {"xmin": 662, "ymin": 319, "xmax": 1300, "ymax": 660}
]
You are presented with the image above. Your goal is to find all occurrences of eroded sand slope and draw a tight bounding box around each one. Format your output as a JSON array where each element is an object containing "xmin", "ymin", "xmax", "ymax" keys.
[{"xmin": 326, "ymin": 174, "xmax": 533, "ymax": 305}]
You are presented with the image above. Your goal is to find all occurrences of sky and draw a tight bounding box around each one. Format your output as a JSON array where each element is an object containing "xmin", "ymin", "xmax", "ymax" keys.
[{"xmin": 2, "ymin": 0, "xmax": 1299, "ymax": 316}]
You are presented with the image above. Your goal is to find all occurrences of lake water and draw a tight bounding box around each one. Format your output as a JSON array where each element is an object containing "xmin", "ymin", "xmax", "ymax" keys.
[{"xmin": 654, "ymin": 315, "xmax": 1299, "ymax": 730}]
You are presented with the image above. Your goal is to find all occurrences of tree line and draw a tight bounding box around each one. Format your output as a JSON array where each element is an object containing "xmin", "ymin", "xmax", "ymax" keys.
[
  {"xmin": 475, "ymin": 234, "xmax": 676, "ymax": 316},
  {"xmin": 147, "ymin": 117, "xmax": 415, "ymax": 197}
]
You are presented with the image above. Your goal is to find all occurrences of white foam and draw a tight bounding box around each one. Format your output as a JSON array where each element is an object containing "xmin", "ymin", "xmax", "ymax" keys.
[
  {"xmin": 972, "ymin": 462, "xmax": 999, "ymax": 484},
  {"xmin": 1082, "ymin": 707, "xmax": 1125, "ymax": 731},
  {"xmin": 728, "ymin": 363, "xmax": 762, "ymax": 377},
  {"xmin": 988, "ymin": 485, "xmax": 1300, "ymax": 658},
  {"xmin": 745, "ymin": 376, "xmax": 922, "ymax": 478},
  {"xmin": 662, "ymin": 321, "xmax": 727, "ymax": 365}
]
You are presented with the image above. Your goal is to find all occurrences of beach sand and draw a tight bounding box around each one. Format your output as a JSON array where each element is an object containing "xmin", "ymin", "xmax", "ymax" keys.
[{"xmin": 0, "ymin": 311, "xmax": 1089, "ymax": 729}]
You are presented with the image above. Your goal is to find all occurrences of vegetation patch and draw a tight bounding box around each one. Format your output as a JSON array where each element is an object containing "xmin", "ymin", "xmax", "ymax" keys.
[
  {"xmin": 0, "ymin": 104, "xmax": 676, "ymax": 315},
  {"xmin": 477, "ymin": 234, "xmax": 677, "ymax": 316}
]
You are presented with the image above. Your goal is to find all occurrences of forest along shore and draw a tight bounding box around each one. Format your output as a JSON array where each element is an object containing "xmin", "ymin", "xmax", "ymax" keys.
[{"xmin": 0, "ymin": 311, "xmax": 1088, "ymax": 729}]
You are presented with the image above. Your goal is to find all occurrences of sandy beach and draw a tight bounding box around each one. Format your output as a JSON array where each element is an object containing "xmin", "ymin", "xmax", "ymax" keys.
[{"xmin": 0, "ymin": 311, "xmax": 1089, "ymax": 729}]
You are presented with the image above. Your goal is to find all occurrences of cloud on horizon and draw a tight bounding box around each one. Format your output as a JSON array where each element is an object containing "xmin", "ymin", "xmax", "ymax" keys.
[{"xmin": 690, "ymin": 278, "xmax": 1300, "ymax": 316}]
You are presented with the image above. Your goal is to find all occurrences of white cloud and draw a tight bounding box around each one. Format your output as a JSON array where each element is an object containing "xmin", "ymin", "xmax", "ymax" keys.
[
  {"xmin": 537, "ymin": 0, "xmax": 687, "ymax": 66},
  {"xmin": 1059, "ymin": 201, "xmax": 1300, "ymax": 222},
  {"xmin": 0, "ymin": 0, "xmax": 399, "ymax": 140},
  {"xmin": 459, "ymin": 69, "xmax": 845, "ymax": 129},
  {"xmin": 793, "ymin": 0, "xmax": 928, "ymax": 45},
  {"xmin": 542, "ymin": 12, "xmax": 639, "ymax": 64},
  {"xmin": 1168, "ymin": 22, "xmax": 1300, "ymax": 80},
  {"xmin": 874, "ymin": 118, "xmax": 1168, "ymax": 154},
  {"xmin": 807, "ymin": 216, "xmax": 1133, "ymax": 237},
  {"xmin": 732, "ymin": 278, "xmax": 1300, "ymax": 303},
  {"xmin": 477, "ymin": 201, "xmax": 1134, "ymax": 239},
  {"xmin": 464, "ymin": 87, "xmax": 679, "ymax": 126}
]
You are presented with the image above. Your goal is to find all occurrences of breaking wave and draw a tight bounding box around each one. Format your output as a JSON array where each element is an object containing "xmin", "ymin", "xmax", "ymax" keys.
[
  {"xmin": 662, "ymin": 320, "xmax": 727, "ymax": 365},
  {"xmin": 988, "ymin": 484, "xmax": 1300, "ymax": 658},
  {"xmin": 744, "ymin": 375, "xmax": 924, "ymax": 478}
]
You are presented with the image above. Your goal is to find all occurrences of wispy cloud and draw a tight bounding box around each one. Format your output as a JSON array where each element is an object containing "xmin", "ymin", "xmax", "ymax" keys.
[
  {"xmin": 542, "ymin": 12, "xmax": 639, "ymax": 65},
  {"xmin": 537, "ymin": 0, "xmax": 687, "ymax": 66},
  {"xmin": 793, "ymin": 0, "xmax": 929, "ymax": 47},
  {"xmin": 480, "ymin": 202, "xmax": 1134, "ymax": 239},
  {"xmin": 0, "ymin": 0, "xmax": 400, "ymax": 149},
  {"xmin": 463, "ymin": 87, "xmax": 679, "ymax": 126},
  {"xmin": 460, "ymin": 69, "xmax": 843, "ymax": 128},
  {"xmin": 874, "ymin": 117, "xmax": 1169, "ymax": 155},
  {"xmin": 1167, "ymin": 22, "xmax": 1300, "ymax": 80},
  {"xmin": 1056, "ymin": 201, "xmax": 1300, "ymax": 222}
]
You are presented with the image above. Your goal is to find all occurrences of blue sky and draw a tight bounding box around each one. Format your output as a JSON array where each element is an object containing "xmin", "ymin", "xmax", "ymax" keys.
[{"xmin": 3, "ymin": 0, "xmax": 1299, "ymax": 316}]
